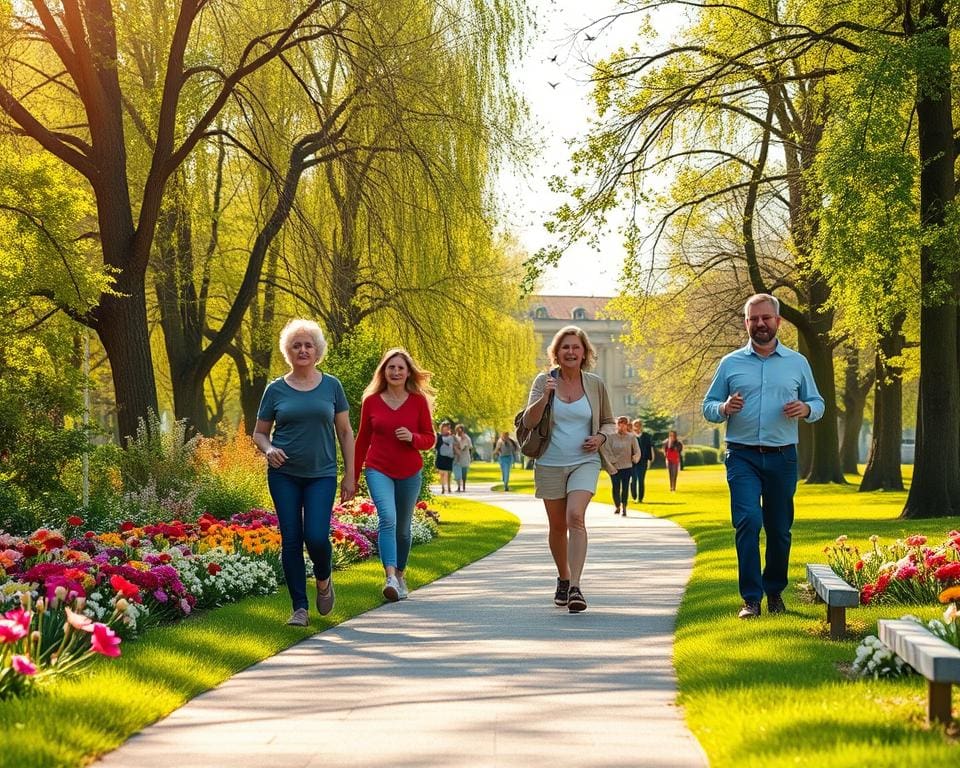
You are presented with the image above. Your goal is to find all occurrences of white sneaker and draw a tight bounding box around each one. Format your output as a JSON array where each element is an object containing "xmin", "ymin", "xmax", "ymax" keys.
[
  {"xmin": 398, "ymin": 576, "xmax": 409, "ymax": 600},
  {"xmin": 383, "ymin": 575, "xmax": 400, "ymax": 602}
]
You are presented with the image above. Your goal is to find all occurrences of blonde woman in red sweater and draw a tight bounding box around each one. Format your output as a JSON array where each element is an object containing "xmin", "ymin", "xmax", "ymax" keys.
[{"xmin": 354, "ymin": 348, "xmax": 436, "ymax": 601}]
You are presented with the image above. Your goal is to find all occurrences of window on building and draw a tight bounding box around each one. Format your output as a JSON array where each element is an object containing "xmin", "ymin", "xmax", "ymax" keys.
[
  {"xmin": 625, "ymin": 394, "xmax": 640, "ymax": 406},
  {"xmin": 534, "ymin": 306, "xmax": 548, "ymax": 318},
  {"xmin": 624, "ymin": 365, "xmax": 638, "ymax": 379},
  {"xmin": 572, "ymin": 307, "xmax": 587, "ymax": 320}
]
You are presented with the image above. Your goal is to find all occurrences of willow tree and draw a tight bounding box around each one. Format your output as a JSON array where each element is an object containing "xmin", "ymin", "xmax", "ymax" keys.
[
  {"xmin": 228, "ymin": 0, "xmax": 535, "ymax": 429},
  {"xmin": 0, "ymin": 0, "xmax": 349, "ymax": 441}
]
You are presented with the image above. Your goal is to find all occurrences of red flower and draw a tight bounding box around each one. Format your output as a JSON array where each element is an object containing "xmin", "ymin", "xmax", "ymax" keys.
[
  {"xmin": 67, "ymin": 516, "xmax": 84, "ymax": 527},
  {"xmin": 110, "ymin": 574, "xmax": 140, "ymax": 599},
  {"xmin": 90, "ymin": 623, "xmax": 121, "ymax": 657},
  {"xmin": 119, "ymin": 521, "xmax": 135, "ymax": 532},
  {"xmin": 21, "ymin": 545, "xmax": 38, "ymax": 558},
  {"xmin": 84, "ymin": 531, "xmax": 96, "ymax": 540},
  {"xmin": 854, "ymin": 560, "xmax": 864, "ymax": 571},
  {"xmin": 416, "ymin": 501, "xmax": 428, "ymax": 510},
  {"xmin": 934, "ymin": 562, "xmax": 960, "ymax": 581},
  {"xmin": 206, "ymin": 562, "xmax": 222, "ymax": 576},
  {"xmin": 905, "ymin": 535, "xmax": 927, "ymax": 547},
  {"xmin": 42, "ymin": 536, "xmax": 65, "ymax": 552}
]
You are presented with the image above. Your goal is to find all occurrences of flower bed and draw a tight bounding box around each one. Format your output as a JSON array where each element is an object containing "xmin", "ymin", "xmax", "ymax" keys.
[
  {"xmin": 823, "ymin": 531, "xmax": 960, "ymax": 605},
  {"xmin": 0, "ymin": 498, "xmax": 439, "ymax": 698}
]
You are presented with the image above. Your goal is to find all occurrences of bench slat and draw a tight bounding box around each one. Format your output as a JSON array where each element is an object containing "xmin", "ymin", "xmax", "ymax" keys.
[
  {"xmin": 878, "ymin": 619, "xmax": 960, "ymax": 682},
  {"xmin": 806, "ymin": 563, "xmax": 860, "ymax": 607}
]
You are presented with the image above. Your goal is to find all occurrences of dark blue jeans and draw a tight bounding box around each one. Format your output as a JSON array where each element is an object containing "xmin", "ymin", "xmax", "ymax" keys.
[
  {"xmin": 630, "ymin": 462, "xmax": 648, "ymax": 501},
  {"xmin": 267, "ymin": 471, "xmax": 337, "ymax": 610},
  {"xmin": 611, "ymin": 468, "xmax": 632, "ymax": 509},
  {"xmin": 724, "ymin": 445, "xmax": 798, "ymax": 603}
]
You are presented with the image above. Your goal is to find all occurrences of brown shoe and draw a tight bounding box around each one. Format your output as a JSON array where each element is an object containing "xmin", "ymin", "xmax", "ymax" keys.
[
  {"xmin": 737, "ymin": 601, "xmax": 761, "ymax": 619},
  {"xmin": 316, "ymin": 577, "xmax": 335, "ymax": 616},
  {"xmin": 286, "ymin": 608, "xmax": 309, "ymax": 626}
]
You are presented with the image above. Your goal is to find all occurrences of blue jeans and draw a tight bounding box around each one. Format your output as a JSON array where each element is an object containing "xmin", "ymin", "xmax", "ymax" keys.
[
  {"xmin": 365, "ymin": 468, "xmax": 422, "ymax": 571},
  {"xmin": 630, "ymin": 462, "xmax": 648, "ymax": 501},
  {"xmin": 267, "ymin": 471, "xmax": 337, "ymax": 610},
  {"xmin": 724, "ymin": 445, "xmax": 798, "ymax": 602},
  {"xmin": 498, "ymin": 455, "xmax": 514, "ymax": 488},
  {"xmin": 611, "ymin": 468, "xmax": 632, "ymax": 509}
]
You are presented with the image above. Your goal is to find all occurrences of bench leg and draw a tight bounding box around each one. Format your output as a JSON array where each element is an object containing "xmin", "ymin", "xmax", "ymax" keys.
[
  {"xmin": 928, "ymin": 681, "xmax": 953, "ymax": 725},
  {"xmin": 827, "ymin": 605, "xmax": 846, "ymax": 639}
]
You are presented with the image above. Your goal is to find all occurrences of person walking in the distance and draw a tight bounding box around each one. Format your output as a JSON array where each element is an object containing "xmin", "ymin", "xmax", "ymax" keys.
[
  {"xmin": 602, "ymin": 416, "xmax": 640, "ymax": 516},
  {"xmin": 493, "ymin": 431, "xmax": 519, "ymax": 491},
  {"xmin": 434, "ymin": 421, "xmax": 455, "ymax": 494},
  {"xmin": 630, "ymin": 419, "xmax": 653, "ymax": 503},
  {"xmin": 452, "ymin": 423, "xmax": 473, "ymax": 492},
  {"xmin": 702, "ymin": 294, "xmax": 825, "ymax": 619},
  {"xmin": 662, "ymin": 431, "xmax": 683, "ymax": 492}
]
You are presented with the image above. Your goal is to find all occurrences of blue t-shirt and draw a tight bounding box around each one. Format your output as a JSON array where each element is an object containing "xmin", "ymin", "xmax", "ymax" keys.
[{"xmin": 257, "ymin": 374, "xmax": 349, "ymax": 478}]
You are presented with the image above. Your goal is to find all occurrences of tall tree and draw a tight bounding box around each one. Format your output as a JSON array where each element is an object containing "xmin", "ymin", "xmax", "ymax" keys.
[{"xmin": 0, "ymin": 0, "xmax": 347, "ymax": 440}]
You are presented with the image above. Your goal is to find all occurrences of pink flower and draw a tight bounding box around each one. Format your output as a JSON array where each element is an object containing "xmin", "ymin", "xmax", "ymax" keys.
[
  {"xmin": 934, "ymin": 562, "xmax": 960, "ymax": 581},
  {"xmin": 905, "ymin": 535, "xmax": 927, "ymax": 547},
  {"xmin": 65, "ymin": 606, "xmax": 93, "ymax": 632},
  {"xmin": 0, "ymin": 608, "xmax": 31, "ymax": 643},
  {"xmin": 11, "ymin": 655, "xmax": 37, "ymax": 676},
  {"xmin": 90, "ymin": 623, "xmax": 121, "ymax": 657},
  {"xmin": 895, "ymin": 564, "xmax": 919, "ymax": 580}
]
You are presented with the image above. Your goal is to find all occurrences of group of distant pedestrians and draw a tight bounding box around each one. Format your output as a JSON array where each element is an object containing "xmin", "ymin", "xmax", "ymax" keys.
[{"xmin": 253, "ymin": 291, "xmax": 824, "ymax": 625}]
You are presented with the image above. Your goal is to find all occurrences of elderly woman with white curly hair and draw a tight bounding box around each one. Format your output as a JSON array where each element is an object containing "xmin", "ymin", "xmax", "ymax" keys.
[{"xmin": 253, "ymin": 319, "xmax": 355, "ymax": 627}]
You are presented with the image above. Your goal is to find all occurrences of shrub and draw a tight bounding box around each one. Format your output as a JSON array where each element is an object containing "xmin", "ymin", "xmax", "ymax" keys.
[
  {"xmin": 683, "ymin": 449, "xmax": 703, "ymax": 466},
  {"xmin": 116, "ymin": 410, "xmax": 200, "ymax": 500},
  {"xmin": 194, "ymin": 475, "xmax": 260, "ymax": 521}
]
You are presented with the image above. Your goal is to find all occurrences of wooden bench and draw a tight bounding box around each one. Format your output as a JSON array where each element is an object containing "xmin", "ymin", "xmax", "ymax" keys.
[
  {"xmin": 879, "ymin": 619, "xmax": 960, "ymax": 724},
  {"xmin": 805, "ymin": 563, "xmax": 860, "ymax": 639}
]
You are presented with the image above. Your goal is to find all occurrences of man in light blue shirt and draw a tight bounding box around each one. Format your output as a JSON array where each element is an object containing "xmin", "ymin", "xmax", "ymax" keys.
[{"xmin": 702, "ymin": 294, "xmax": 825, "ymax": 619}]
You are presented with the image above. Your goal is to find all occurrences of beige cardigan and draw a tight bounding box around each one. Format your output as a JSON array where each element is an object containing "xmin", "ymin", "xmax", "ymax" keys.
[{"xmin": 524, "ymin": 369, "xmax": 617, "ymax": 473}]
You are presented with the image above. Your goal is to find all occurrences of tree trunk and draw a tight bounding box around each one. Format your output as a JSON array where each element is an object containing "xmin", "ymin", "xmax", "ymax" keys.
[
  {"xmin": 861, "ymin": 321, "xmax": 904, "ymax": 491},
  {"xmin": 803, "ymin": 333, "xmax": 846, "ymax": 483},
  {"xmin": 93, "ymin": 288, "xmax": 159, "ymax": 444},
  {"xmin": 902, "ymin": 0, "xmax": 960, "ymax": 518},
  {"xmin": 840, "ymin": 346, "xmax": 872, "ymax": 476}
]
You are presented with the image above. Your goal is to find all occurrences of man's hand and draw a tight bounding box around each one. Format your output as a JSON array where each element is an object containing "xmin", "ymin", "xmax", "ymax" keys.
[
  {"xmin": 722, "ymin": 391, "xmax": 744, "ymax": 417},
  {"xmin": 783, "ymin": 400, "xmax": 811, "ymax": 419}
]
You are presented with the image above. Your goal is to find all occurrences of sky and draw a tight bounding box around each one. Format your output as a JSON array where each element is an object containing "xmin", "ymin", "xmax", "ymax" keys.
[{"xmin": 502, "ymin": 1, "xmax": 683, "ymax": 297}]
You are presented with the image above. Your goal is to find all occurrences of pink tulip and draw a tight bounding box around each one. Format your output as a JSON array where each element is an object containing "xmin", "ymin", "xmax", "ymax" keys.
[
  {"xmin": 90, "ymin": 623, "xmax": 122, "ymax": 657},
  {"xmin": 65, "ymin": 606, "xmax": 93, "ymax": 632},
  {"xmin": 11, "ymin": 654, "xmax": 37, "ymax": 676},
  {"xmin": 0, "ymin": 608, "xmax": 31, "ymax": 643}
]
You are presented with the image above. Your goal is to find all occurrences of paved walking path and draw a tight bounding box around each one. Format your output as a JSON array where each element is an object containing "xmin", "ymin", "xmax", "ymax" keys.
[{"xmin": 97, "ymin": 486, "xmax": 707, "ymax": 768}]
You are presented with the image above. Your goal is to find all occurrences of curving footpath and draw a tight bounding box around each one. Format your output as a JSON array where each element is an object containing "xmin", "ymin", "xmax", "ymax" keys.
[{"xmin": 97, "ymin": 486, "xmax": 708, "ymax": 768}]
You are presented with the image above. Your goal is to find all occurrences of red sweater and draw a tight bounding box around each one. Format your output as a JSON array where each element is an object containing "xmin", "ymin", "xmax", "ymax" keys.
[{"xmin": 354, "ymin": 392, "xmax": 436, "ymax": 482}]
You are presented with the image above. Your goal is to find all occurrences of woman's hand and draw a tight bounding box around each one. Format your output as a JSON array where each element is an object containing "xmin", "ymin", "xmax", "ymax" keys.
[
  {"xmin": 395, "ymin": 426, "xmax": 413, "ymax": 443},
  {"xmin": 582, "ymin": 434, "xmax": 606, "ymax": 453},
  {"xmin": 265, "ymin": 446, "xmax": 288, "ymax": 468},
  {"xmin": 340, "ymin": 477, "xmax": 356, "ymax": 502}
]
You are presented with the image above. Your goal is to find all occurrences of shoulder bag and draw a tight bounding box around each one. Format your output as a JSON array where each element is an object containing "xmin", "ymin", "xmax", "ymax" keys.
[{"xmin": 514, "ymin": 370, "xmax": 557, "ymax": 458}]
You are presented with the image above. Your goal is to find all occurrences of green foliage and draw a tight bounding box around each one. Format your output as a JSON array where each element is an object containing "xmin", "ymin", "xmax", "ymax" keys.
[
  {"xmin": 681, "ymin": 446, "xmax": 719, "ymax": 466},
  {"xmin": 193, "ymin": 475, "xmax": 261, "ymax": 521},
  {"xmin": 322, "ymin": 327, "xmax": 384, "ymax": 431},
  {"xmin": 116, "ymin": 410, "xmax": 200, "ymax": 498}
]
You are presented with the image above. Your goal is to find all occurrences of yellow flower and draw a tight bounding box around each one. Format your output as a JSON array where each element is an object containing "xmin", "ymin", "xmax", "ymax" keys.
[{"xmin": 938, "ymin": 585, "xmax": 960, "ymax": 604}]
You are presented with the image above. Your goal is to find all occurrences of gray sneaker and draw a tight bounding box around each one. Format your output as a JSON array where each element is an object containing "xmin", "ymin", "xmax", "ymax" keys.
[
  {"xmin": 286, "ymin": 608, "xmax": 309, "ymax": 626},
  {"xmin": 316, "ymin": 576, "xmax": 335, "ymax": 616},
  {"xmin": 383, "ymin": 575, "xmax": 401, "ymax": 602},
  {"xmin": 398, "ymin": 576, "xmax": 409, "ymax": 600}
]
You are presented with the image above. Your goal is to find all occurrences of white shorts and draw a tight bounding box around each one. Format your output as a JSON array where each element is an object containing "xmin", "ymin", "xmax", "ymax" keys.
[{"xmin": 534, "ymin": 461, "xmax": 601, "ymax": 500}]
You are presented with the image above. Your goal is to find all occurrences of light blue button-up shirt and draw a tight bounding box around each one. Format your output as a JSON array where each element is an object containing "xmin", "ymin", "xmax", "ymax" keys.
[{"xmin": 702, "ymin": 340, "xmax": 825, "ymax": 446}]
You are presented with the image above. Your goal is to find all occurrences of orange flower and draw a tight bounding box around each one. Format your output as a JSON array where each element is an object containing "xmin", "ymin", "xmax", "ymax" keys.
[{"xmin": 938, "ymin": 585, "xmax": 960, "ymax": 604}]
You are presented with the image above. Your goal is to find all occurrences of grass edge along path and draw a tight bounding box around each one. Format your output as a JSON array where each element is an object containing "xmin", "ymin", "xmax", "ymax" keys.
[
  {"xmin": 0, "ymin": 497, "xmax": 519, "ymax": 768},
  {"xmin": 471, "ymin": 461, "xmax": 960, "ymax": 766}
]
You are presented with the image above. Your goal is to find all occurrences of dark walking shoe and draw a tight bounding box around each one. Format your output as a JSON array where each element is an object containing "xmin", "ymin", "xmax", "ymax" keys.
[
  {"xmin": 737, "ymin": 601, "xmax": 761, "ymax": 619},
  {"xmin": 316, "ymin": 576, "xmax": 335, "ymax": 616},
  {"xmin": 767, "ymin": 593, "xmax": 786, "ymax": 614},
  {"xmin": 554, "ymin": 578, "xmax": 570, "ymax": 607},
  {"xmin": 567, "ymin": 586, "xmax": 587, "ymax": 613}
]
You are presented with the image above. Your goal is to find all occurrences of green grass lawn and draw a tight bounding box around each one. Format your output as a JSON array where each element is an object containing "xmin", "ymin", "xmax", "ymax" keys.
[
  {"xmin": 472, "ymin": 459, "xmax": 960, "ymax": 764},
  {"xmin": 0, "ymin": 497, "xmax": 519, "ymax": 768}
]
